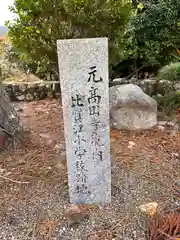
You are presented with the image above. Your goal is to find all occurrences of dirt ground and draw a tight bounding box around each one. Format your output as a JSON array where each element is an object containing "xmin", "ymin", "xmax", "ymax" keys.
[{"xmin": 0, "ymin": 99, "xmax": 179, "ymax": 240}]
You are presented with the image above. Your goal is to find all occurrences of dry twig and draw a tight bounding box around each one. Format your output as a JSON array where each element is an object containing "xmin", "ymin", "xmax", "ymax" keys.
[{"xmin": 0, "ymin": 175, "xmax": 29, "ymax": 184}]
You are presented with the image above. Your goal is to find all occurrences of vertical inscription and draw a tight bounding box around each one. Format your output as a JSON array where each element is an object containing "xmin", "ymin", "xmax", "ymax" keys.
[
  {"xmin": 71, "ymin": 94, "xmax": 89, "ymax": 195},
  {"xmin": 87, "ymin": 66, "xmax": 104, "ymax": 162}
]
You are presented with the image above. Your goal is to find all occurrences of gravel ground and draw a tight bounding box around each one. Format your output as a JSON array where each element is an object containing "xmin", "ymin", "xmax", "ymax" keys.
[{"xmin": 0, "ymin": 100, "xmax": 179, "ymax": 240}]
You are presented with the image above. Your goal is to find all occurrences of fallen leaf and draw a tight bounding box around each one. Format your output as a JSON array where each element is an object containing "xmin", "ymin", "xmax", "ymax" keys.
[{"xmin": 110, "ymin": 130, "xmax": 120, "ymax": 138}]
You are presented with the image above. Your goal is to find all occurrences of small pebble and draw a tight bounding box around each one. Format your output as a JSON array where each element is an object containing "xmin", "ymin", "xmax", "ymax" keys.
[
  {"xmin": 158, "ymin": 125, "xmax": 165, "ymax": 131},
  {"xmin": 65, "ymin": 204, "xmax": 87, "ymax": 225},
  {"xmin": 0, "ymin": 168, "xmax": 6, "ymax": 174},
  {"xmin": 60, "ymin": 151, "xmax": 66, "ymax": 156},
  {"xmin": 172, "ymin": 152, "xmax": 179, "ymax": 158}
]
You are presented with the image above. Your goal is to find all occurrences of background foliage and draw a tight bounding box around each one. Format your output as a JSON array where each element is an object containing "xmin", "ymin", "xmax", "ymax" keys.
[
  {"xmin": 158, "ymin": 62, "xmax": 180, "ymax": 84},
  {"xmin": 7, "ymin": 0, "xmax": 132, "ymax": 80},
  {"xmin": 122, "ymin": 0, "xmax": 180, "ymax": 75},
  {"xmin": 156, "ymin": 91, "xmax": 180, "ymax": 116}
]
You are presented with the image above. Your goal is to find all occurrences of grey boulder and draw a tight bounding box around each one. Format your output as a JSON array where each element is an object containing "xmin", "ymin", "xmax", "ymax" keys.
[{"xmin": 109, "ymin": 84, "xmax": 157, "ymax": 130}]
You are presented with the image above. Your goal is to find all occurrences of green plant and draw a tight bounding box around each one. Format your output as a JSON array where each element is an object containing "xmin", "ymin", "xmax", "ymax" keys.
[
  {"xmin": 124, "ymin": 0, "xmax": 180, "ymax": 71},
  {"xmin": 7, "ymin": 0, "xmax": 132, "ymax": 80},
  {"xmin": 158, "ymin": 62, "xmax": 180, "ymax": 84},
  {"xmin": 156, "ymin": 91, "xmax": 180, "ymax": 116},
  {"xmin": 0, "ymin": 37, "xmax": 21, "ymax": 81}
]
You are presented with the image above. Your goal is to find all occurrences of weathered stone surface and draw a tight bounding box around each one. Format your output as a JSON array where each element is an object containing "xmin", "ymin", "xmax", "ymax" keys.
[
  {"xmin": 25, "ymin": 93, "xmax": 34, "ymax": 101},
  {"xmin": 3, "ymin": 82, "xmax": 60, "ymax": 101},
  {"xmin": 110, "ymin": 84, "xmax": 157, "ymax": 130},
  {"xmin": 139, "ymin": 79, "xmax": 157, "ymax": 95},
  {"xmin": 57, "ymin": 38, "xmax": 111, "ymax": 204},
  {"xmin": 16, "ymin": 95, "xmax": 25, "ymax": 101},
  {"xmin": 27, "ymin": 74, "xmax": 41, "ymax": 82},
  {"xmin": 9, "ymin": 68, "xmax": 22, "ymax": 77},
  {"xmin": 111, "ymin": 78, "xmax": 126, "ymax": 86},
  {"xmin": 0, "ymin": 84, "xmax": 27, "ymax": 150},
  {"xmin": 19, "ymin": 84, "xmax": 27, "ymax": 92},
  {"xmin": 110, "ymin": 77, "xmax": 158, "ymax": 95},
  {"xmin": 0, "ymin": 130, "xmax": 6, "ymax": 150},
  {"xmin": 110, "ymin": 77, "xmax": 138, "ymax": 87}
]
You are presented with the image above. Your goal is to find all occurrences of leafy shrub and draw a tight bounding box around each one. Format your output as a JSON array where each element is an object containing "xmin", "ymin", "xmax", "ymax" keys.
[
  {"xmin": 7, "ymin": 0, "xmax": 132, "ymax": 80},
  {"xmin": 156, "ymin": 91, "xmax": 180, "ymax": 116},
  {"xmin": 124, "ymin": 0, "xmax": 180, "ymax": 72},
  {"xmin": 0, "ymin": 37, "xmax": 23, "ymax": 81},
  {"xmin": 158, "ymin": 62, "xmax": 180, "ymax": 84}
]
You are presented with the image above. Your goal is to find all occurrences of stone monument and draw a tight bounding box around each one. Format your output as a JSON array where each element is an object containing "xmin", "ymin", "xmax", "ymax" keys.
[{"xmin": 57, "ymin": 38, "xmax": 111, "ymax": 204}]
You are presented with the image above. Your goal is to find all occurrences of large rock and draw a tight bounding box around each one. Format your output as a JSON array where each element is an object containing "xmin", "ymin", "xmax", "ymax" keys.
[
  {"xmin": 109, "ymin": 84, "xmax": 157, "ymax": 130},
  {"xmin": 0, "ymin": 84, "xmax": 27, "ymax": 150},
  {"xmin": 139, "ymin": 79, "xmax": 157, "ymax": 95},
  {"xmin": 110, "ymin": 77, "xmax": 138, "ymax": 87}
]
